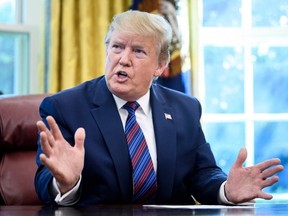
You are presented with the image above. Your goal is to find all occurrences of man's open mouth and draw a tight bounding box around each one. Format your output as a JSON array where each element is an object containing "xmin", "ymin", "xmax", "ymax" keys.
[{"xmin": 117, "ymin": 71, "xmax": 128, "ymax": 78}]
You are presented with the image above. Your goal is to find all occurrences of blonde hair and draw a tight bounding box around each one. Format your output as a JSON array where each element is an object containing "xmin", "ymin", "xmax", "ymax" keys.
[{"xmin": 105, "ymin": 10, "xmax": 172, "ymax": 65}]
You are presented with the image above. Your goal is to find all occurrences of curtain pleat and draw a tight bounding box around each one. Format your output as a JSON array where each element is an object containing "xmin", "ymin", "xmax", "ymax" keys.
[
  {"xmin": 48, "ymin": 0, "xmax": 131, "ymax": 93},
  {"xmin": 187, "ymin": 0, "xmax": 198, "ymax": 95}
]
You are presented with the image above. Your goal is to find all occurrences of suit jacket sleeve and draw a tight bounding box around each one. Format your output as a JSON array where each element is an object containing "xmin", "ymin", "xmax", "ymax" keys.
[{"xmin": 150, "ymin": 84, "xmax": 227, "ymax": 204}]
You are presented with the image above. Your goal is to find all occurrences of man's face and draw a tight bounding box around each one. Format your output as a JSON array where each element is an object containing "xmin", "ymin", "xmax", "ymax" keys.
[{"xmin": 105, "ymin": 30, "xmax": 166, "ymax": 101}]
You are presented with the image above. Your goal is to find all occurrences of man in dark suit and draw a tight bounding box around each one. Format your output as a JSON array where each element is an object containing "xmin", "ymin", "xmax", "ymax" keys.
[{"xmin": 35, "ymin": 10, "xmax": 283, "ymax": 206}]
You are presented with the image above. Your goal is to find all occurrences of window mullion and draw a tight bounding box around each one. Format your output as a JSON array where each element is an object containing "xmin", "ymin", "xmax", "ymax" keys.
[
  {"xmin": 15, "ymin": 0, "xmax": 23, "ymax": 24},
  {"xmin": 241, "ymin": 0, "xmax": 255, "ymax": 166}
]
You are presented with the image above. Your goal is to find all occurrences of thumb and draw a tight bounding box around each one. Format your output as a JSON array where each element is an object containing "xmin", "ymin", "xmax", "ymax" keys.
[
  {"xmin": 74, "ymin": 127, "xmax": 85, "ymax": 150},
  {"xmin": 233, "ymin": 147, "xmax": 247, "ymax": 169}
]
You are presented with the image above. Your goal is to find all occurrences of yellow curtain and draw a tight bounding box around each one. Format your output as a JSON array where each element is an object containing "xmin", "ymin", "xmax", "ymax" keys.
[
  {"xmin": 49, "ymin": 0, "xmax": 131, "ymax": 93},
  {"xmin": 187, "ymin": 0, "xmax": 199, "ymax": 95},
  {"xmin": 37, "ymin": 0, "xmax": 47, "ymax": 93}
]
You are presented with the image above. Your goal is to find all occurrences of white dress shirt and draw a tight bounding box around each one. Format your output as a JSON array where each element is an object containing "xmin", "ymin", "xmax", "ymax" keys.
[{"xmin": 113, "ymin": 91, "xmax": 157, "ymax": 171}]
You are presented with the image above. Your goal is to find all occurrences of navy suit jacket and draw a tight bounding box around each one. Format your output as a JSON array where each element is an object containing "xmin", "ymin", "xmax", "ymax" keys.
[{"xmin": 35, "ymin": 76, "xmax": 227, "ymax": 206}]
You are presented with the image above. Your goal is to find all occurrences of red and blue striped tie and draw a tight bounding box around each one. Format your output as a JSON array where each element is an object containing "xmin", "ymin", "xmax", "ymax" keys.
[{"xmin": 123, "ymin": 101, "xmax": 157, "ymax": 203}]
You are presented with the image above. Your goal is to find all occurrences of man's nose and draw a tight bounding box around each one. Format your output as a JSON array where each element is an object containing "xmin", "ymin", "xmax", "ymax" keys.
[{"xmin": 119, "ymin": 49, "xmax": 131, "ymax": 66}]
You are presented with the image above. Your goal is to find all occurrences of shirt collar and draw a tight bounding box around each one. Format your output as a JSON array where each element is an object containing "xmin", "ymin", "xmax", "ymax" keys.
[{"xmin": 113, "ymin": 91, "xmax": 151, "ymax": 116}]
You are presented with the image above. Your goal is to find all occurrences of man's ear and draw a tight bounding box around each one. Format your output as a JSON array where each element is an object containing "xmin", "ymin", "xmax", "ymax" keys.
[{"xmin": 154, "ymin": 61, "xmax": 168, "ymax": 77}]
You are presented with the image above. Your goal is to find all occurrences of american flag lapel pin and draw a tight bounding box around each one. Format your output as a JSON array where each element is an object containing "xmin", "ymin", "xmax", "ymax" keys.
[{"xmin": 164, "ymin": 113, "xmax": 172, "ymax": 120}]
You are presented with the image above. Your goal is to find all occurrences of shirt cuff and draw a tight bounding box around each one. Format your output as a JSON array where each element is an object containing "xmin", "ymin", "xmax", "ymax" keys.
[
  {"xmin": 218, "ymin": 181, "xmax": 255, "ymax": 206},
  {"xmin": 51, "ymin": 176, "xmax": 81, "ymax": 206}
]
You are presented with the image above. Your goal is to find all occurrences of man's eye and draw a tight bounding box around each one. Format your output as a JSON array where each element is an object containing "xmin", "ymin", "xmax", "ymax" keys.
[
  {"xmin": 134, "ymin": 49, "xmax": 146, "ymax": 57},
  {"xmin": 135, "ymin": 49, "xmax": 144, "ymax": 54},
  {"xmin": 111, "ymin": 44, "xmax": 122, "ymax": 52},
  {"xmin": 112, "ymin": 44, "xmax": 120, "ymax": 49}
]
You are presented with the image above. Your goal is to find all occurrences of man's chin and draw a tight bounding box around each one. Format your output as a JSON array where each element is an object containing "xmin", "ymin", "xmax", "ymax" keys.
[{"xmin": 111, "ymin": 88, "xmax": 133, "ymax": 100}]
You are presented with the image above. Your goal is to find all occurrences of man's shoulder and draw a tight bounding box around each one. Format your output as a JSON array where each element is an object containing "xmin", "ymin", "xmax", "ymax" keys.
[
  {"xmin": 51, "ymin": 76, "xmax": 105, "ymax": 97},
  {"xmin": 152, "ymin": 83, "xmax": 199, "ymax": 104},
  {"xmin": 42, "ymin": 76, "xmax": 106, "ymax": 106}
]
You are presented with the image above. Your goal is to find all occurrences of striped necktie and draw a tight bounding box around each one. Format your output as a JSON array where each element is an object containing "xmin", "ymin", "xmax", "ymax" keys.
[{"xmin": 123, "ymin": 101, "xmax": 157, "ymax": 203}]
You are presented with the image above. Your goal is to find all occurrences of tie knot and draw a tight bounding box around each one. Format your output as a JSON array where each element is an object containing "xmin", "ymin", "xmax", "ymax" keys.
[{"xmin": 123, "ymin": 101, "xmax": 140, "ymax": 113}]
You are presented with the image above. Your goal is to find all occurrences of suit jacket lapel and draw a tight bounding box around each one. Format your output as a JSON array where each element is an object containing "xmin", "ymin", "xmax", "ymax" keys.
[
  {"xmin": 90, "ymin": 78, "xmax": 132, "ymax": 202},
  {"xmin": 88, "ymin": 78, "xmax": 177, "ymax": 202},
  {"xmin": 150, "ymin": 85, "xmax": 177, "ymax": 202}
]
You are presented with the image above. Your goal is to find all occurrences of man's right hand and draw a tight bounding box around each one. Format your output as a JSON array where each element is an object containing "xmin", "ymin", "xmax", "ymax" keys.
[{"xmin": 36, "ymin": 116, "xmax": 85, "ymax": 194}]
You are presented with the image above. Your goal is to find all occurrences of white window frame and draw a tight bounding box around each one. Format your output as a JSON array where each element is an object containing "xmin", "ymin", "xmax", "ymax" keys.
[
  {"xmin": 0, "ymin": 0, "xmax": 42, "ymax": 94},
  {"xmin": 0, "ymin": 24, "xmax": 38, "ymax": 94},
  {"xmin": 188, "ymin": 0, "xmax": 288, "ymax": 201}
]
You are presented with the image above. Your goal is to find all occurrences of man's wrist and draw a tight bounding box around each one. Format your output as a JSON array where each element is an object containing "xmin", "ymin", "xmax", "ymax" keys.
[
  {"xmin": 218, "ymin": 181, "xmax": 235, "ymax": 205},
  {"xmin": 52, "ymin": 175, "xmax": 82, "ymax": 206},
  {"xmin": 218, "ymin": 181, "xmax": 255, "ymax": 206}
]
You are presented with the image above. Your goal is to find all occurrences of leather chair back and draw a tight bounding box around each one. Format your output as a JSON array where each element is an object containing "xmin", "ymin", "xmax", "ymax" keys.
[{"xmin": 0, "ymin": 94, "xmax": 47, "ymax": 205}]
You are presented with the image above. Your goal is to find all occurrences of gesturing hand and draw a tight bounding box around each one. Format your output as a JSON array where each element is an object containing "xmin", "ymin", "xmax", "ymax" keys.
[
  {"xmin": 37, "ymin": 116, "xmax": 85, "ymax": 194},
  {"xmin": 225, "ymin": 147, "xmax": 284, "ymax": 204}
]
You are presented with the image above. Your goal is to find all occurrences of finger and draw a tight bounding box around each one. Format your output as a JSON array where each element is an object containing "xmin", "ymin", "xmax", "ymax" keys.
[
  {"xmin": 74, "ymin": 127, "xmax": 85, "ymax": 151},
  {"xmin": 262, "ymin": 164, "xmax": 284, "ymax": 179},
  {"xmin": 232, "ymin": 147, "xmax": 247, "ymax": 169},
  {"xmin": 39, "ymin": 153, "xmax": 56, "ymax": 173},
  {"xmin": 37, "ymin": 118, "xmax": 56, "ymax": 148},
  {"xmin": 39, "ymin": 153, "xmax": 49, "ymax": 166},
  {"xmin": 39, "ymin": 131, "xmax": 53, "ymax": 155},
  {"xmin": 257, "ymin": 191, "xmax": 273, "ymax": 200},
  {"xmin": 262, "ymin": 176, "xmax": 280, "ymax": 188},
  {"xmin": 256, "ymin": 158, "xmax": 281, "ymax": 172},
  {"xmin": 36, "ymin": 116, "xmax": 55, "ymax": 148},
  {"xmin": 36, "ymin": 120, "xmax": 49, "ymax": 133},
  {"xmin": 37, "ymin": 120, "xmax": 53, "ymax": 151},
  {"xmin": 46, "ymin": 116, "xmax": 64, "ymax": 141}
]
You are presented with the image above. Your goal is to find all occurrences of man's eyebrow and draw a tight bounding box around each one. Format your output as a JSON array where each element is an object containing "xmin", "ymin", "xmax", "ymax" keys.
[
  {"xmin": 132, "ymin": 44, "xmax": 145, "ymax": 49},
  {"xmin": 111, "ymin": 40, "xmax": 122, "ymax": 45}
]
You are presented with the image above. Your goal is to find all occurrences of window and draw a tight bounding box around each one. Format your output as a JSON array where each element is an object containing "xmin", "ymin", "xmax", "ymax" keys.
[
  {"xmin": 187, "ymin": 0, "xmax": 288, "ymax": 200},
  {"xmin": 0, "ymin": 0, "xmax": 40, "ymax": 95}
]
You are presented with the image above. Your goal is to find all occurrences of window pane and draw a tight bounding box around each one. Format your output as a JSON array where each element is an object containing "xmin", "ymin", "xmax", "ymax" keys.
[
  {"xmin": 254, "ymin": 121, "xmax": 288, "ymax": 193},
  {"xmin": 0, "ymin": 33, "xmax": 14, "ymax": 94},
  {"xmin": 204, "ymin": 46, "xmax": 244, "ymax": 113},
  {"xmin": 203, "ymin": 122, "xmax": 245, "ymax": 173},
  {"xmin": 198, "ymin": 0, "xmax": 288, "ymax": 199},
  {"xmin": 253, "ymin": 46, "xmax": 288, "ymax": 113},
  {"xmin": 0, "ymin": 0, "xmax": 17, "ymax": 24},
  {"xmin": 0, "ymin": 32, "xmax": 29, "ymax": 94},
  {"xmin": 202, "ymin": 0, "xmax": 242, "ymax": 27},
  {"xmin": 252, "ymin": 0, "xmax": 288, "ymax": 27}
]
